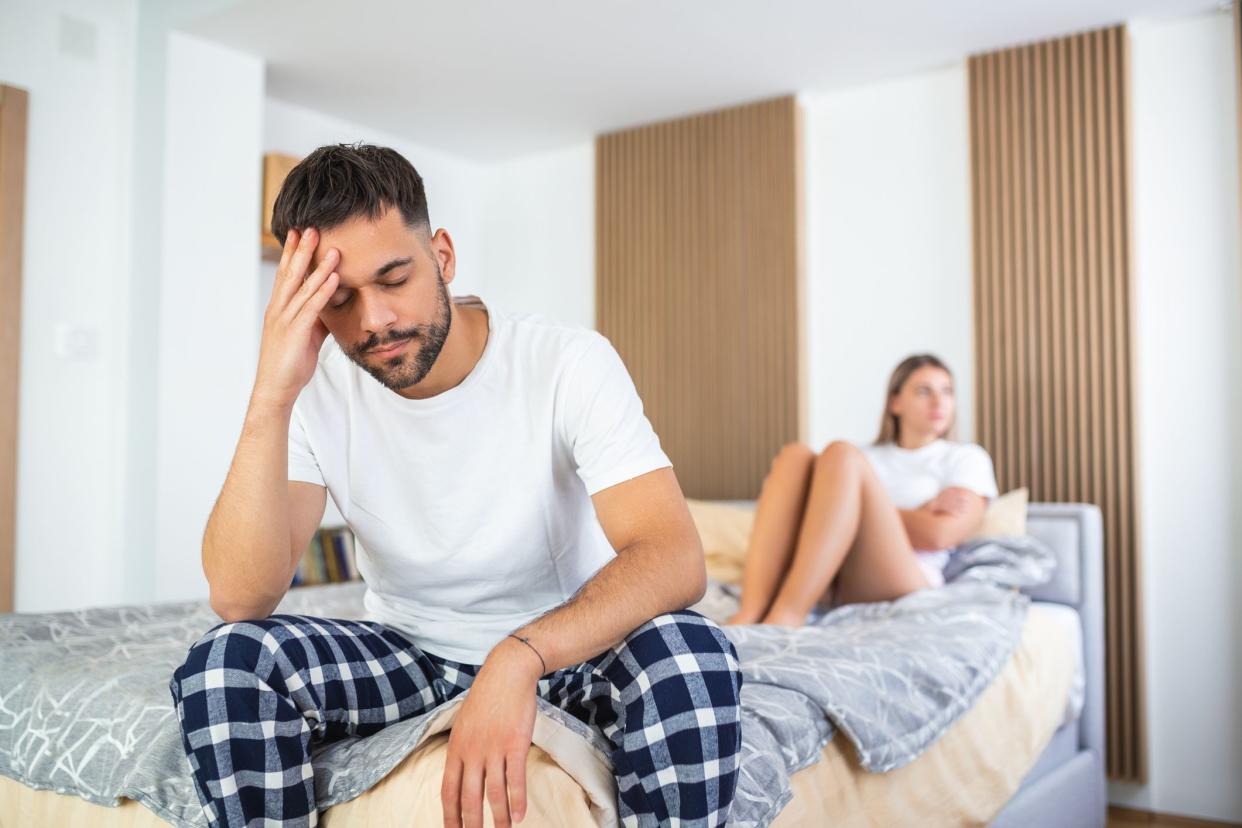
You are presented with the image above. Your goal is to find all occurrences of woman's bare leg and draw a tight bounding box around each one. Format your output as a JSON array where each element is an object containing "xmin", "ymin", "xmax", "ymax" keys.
[
  {"xmin": 761, "ymin": 441, "xmax": 927, "ymax": 625},
  {"xmin": 724, "ymin": 443, "xmax": 816, "ymax": 625}
]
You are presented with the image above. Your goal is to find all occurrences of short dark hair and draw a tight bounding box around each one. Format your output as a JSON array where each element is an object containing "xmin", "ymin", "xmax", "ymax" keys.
[{"xmin": 270, "ymin": 143, "xmax": 430, "ymax": 244}]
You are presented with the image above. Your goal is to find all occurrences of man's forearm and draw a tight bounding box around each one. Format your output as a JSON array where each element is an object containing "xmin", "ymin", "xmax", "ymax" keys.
[
  {"xmin": 501, "ymin": 540, "xmax": 706, "ymax": 677},
  {"xmin": 203, "ymin": 396, "xmax": 298, "ymax": 620}
]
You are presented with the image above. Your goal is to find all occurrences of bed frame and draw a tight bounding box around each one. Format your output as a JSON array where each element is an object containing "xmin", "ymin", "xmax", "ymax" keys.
[{"xmin": 988, "ymin": 502, "xmax": 1107, "ymax": 827}]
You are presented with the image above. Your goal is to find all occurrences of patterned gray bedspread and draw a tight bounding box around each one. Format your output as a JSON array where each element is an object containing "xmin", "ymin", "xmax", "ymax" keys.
[{"xmin": 0, "ymin": 536, "xmax": 1053, "ymax": 827}]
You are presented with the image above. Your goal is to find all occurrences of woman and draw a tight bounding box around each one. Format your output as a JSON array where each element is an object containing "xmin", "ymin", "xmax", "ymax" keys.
[{"xmin": 725, "ymin": 354, "xmax": 998, "ymax": 626}]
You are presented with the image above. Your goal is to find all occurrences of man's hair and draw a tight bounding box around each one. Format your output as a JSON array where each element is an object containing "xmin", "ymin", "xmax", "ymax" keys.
[{"xmin": 270, "ymin": 143, "xmax": 430, "ymax": 243}]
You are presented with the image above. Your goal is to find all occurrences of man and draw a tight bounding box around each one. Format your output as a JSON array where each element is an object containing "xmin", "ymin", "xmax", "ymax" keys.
[{"xmin": 170, "ymin": 143, "xmax": 744, "ymax": 828}]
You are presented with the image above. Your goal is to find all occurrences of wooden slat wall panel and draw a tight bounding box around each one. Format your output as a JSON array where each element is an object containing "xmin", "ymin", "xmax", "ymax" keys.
[
  {"xmin": 969, "ymin": 26, "xmax": 1145, "ymax": 782},
  {"xmin": 596, "ymin": 97, "xmax": 801, "ymax": 499},
  {"xmin": 0, "ymin": 85, "xmax": 28, "ymax": 614}
]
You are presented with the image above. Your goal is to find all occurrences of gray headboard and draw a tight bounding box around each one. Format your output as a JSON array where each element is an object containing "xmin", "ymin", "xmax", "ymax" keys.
[{"xmin": 1024, "ymin": 503, "xmax": 1105, "ymax": 766}]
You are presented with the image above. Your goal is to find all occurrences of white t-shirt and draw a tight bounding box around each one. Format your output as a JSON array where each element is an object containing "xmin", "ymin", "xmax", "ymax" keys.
[
  {"xmin": 287, "ymin": 303, "xmax": 672, "ymax": 664},
  {"xmin": 861, "ymin": 439, "xmax": 999, "ymax": 585}
]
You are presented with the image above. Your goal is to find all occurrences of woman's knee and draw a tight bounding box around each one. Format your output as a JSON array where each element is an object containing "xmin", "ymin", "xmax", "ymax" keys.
[
  {"xmin": 771, "ymin": 441, "xmax": 815, "ymax": 473},
  {"xmin": 816, "ymin": 439, "xmax": 861, "ymax": 470}
]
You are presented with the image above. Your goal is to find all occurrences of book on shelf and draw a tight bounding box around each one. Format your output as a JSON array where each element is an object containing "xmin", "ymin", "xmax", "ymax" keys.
[{"xmin": 291, "ymin": 525, "xmax": 361, "ymax": 587}]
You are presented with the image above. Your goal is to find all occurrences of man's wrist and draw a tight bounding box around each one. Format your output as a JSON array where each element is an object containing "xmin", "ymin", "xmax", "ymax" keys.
[
  {"xmin": 488, "ymin": 635, "xmax": 547, "ymax": 683},
  {"xmin": 246, "ymin": 390, "xmax": 295, "ymax": 425}
]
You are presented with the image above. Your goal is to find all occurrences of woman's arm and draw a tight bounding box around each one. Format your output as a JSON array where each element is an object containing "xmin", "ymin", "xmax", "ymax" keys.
[{"xmin": 898, "ymin": 486, "xmax": 987, "ymax": 550}]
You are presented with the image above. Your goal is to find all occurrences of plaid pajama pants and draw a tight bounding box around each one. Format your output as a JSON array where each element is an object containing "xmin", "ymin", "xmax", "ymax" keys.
[{"xmin": 169, "ymin": 609, "xmax": 743, "ymax": 827}]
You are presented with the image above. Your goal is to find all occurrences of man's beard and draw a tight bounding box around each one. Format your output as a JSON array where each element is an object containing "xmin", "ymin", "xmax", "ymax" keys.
[{"xmin": 344, "ymin": 266, "xmax": 453, "ymax": 393}]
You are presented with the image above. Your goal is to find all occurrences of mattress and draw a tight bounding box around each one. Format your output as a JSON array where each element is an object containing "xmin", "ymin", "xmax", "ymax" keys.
[
  {"xmin": 0, "ymin": 601, "xmax": 1077, "ymax": 827},
  {"xmin": 1035, "ymin": 601, "xmax": 1086, "ymax": 726}
]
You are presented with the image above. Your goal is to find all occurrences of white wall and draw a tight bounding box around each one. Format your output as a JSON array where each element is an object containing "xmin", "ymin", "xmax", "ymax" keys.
[
  {"xmin": 800, "ymin": 66, "xmax": 976, "ymax": 449},
  {"xmin": 1111, "ymin": 11, "xmax": 1242, "ymax": 822},
  {"xmin": 152, "ymin": 31, "xmax": 264, "ymax": 602},
  {"xmin": 0, "ymin": 0, "xmax": 138, "ymax": 611},
  {"xmin": 477, "ymin": 142, "xmax": 595, "ymax": 330},
  {"xmin": 123, "ymin": 0, "xmax": 246, "ymax": 605}
]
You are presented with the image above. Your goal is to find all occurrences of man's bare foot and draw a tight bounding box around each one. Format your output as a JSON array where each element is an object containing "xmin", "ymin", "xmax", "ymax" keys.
[{"xmin": 724, "ymin": 610, "xmax": 763, "ymax": 626}]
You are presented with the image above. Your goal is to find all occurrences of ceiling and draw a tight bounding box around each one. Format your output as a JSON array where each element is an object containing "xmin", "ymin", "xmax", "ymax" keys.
[{"xmin": 186, "ymin": 0, "xmax": 1217, "ymax": 161}]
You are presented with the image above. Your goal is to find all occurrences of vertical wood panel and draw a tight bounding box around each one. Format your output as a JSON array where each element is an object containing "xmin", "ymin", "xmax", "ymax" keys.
[
  {"xmin": 968, "ymin": 26, "xmax": 1145, "ymax": 782},
  {"xmin": 0, "ymin": 85, "xmax": 28, "ymax": 614},
  {"xmin": 597, "ymin": 97, "xmax": 801, "ymax": 498}
]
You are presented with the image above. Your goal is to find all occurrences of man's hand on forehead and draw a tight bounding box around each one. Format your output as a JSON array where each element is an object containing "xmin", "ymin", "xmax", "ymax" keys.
[{"xmin": 251, "ymin": 226, "xmax": 340, "ymax": 410}]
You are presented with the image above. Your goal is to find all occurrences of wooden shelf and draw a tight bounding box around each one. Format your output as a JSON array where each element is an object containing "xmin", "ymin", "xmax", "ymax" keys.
[{"xmin": 261, "ymin": 152, "xmax": 300, "ymax": 261}]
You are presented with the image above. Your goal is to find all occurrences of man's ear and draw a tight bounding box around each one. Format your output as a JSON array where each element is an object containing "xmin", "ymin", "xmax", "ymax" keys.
[{"xmin": 428, "ymin": 227, "xmax": 456, "ymax": 285}]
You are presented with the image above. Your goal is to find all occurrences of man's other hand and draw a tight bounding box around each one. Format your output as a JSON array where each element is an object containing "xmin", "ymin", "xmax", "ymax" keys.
[{"xmin": 441, "ymin": 640, "xmax": 542, "ymax": 827}]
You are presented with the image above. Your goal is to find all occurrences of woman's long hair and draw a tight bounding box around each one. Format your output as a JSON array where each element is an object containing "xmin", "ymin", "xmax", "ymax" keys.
[{"xmin": 874, "ymin": 354, "xmax": 958, "ymax": 445}]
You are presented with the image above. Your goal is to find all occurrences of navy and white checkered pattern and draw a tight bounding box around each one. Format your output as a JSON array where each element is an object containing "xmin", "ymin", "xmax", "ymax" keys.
[{"xmin": 170, "ymin": 609, "xmax": 743, "ymax": 827}]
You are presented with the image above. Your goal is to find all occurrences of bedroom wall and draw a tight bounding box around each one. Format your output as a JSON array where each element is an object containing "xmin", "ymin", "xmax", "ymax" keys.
[
  {"xmin": 1113, "ymin": 11, "xmax": 1242, "ymax": 822},
  {"xmin": 476, "ymin": 141, "xmax": 594, "ymax": 331},
  {"xmin": 152, "ymin": 30, "xmax": 265, "ymax": 603},
  {"xmin": 466, "ymin": 72, "xmax": 978, "ymax": 458},
  {"xmin": 121, "ymin": 0, "xmax": 255, "ymax": 606},
  {"xmin": 799, "ymin": 66, "xmax": 976, "ymax": 450},
  {"xmin": 0, "ymin": 0, "xmax": 139, "ymax": 612}
]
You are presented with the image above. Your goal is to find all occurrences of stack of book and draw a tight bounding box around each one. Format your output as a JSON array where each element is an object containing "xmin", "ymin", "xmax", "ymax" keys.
[{"xmin": 291, "ymin": 526, "xmax": 361, "ymax": 587}]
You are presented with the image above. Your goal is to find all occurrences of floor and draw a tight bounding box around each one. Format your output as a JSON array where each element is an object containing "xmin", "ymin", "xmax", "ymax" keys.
[{"xmin": 1108, "ymin": 806, "xmax": 1242, "ymax": 828}]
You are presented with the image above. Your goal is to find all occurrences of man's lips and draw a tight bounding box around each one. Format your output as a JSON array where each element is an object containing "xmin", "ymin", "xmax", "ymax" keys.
[{"xmin": 368, "ymin": 337, "xmax": 410, "ymax": 356}]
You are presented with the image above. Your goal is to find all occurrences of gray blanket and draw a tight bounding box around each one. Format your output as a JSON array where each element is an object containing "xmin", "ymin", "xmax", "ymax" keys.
[{"xmin": 0, "ymin": 536, "xmax": 1053, "ymax": 827}]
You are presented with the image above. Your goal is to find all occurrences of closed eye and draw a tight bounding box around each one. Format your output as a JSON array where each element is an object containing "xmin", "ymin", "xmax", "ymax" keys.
[{"xmin": 329, "ymin": 278, "xmax": 407, "ymax": 309}]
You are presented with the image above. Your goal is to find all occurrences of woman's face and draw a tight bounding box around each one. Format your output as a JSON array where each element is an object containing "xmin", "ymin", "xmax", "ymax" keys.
[{"xmin": 890, "ymin": 365, "xmax": 955, "ymax": 439}]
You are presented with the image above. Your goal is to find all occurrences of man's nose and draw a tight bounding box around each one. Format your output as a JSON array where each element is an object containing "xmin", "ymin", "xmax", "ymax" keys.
[{"xmin": 356, "ymin": 291, "xmax": 398, "ymax": 333}]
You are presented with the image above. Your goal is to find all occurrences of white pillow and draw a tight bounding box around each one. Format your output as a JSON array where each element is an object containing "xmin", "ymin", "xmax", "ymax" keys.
[
  {"xmin": 685, "ymin": 499, "xmax": 755, "ymax": 585},
  {"xmin": 965, "ymin": 487, "xmax": 1029, "ymax": 541}
]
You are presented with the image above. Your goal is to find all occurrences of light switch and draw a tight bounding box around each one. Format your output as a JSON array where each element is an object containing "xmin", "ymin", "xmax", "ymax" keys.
[
  {"xmin": 53, "ymin": 323, "xmax": 99, "ymax": 361},
  {"xmin": 58, "ymin": 15, "xmax": 97, "ymax": 61}
]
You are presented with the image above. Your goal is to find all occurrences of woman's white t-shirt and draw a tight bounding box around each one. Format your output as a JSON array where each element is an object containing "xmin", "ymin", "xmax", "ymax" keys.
[
  {"xmin": 287, "ymin": 303, "xmax": 672, "ymax": 664},
  {"xmin": 860, "ymin": 440, "xmax": 999, "ymax": 586}
]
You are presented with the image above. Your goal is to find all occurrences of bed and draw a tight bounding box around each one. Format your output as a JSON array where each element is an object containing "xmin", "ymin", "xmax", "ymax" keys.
[{"xmin": 0, "ymin": 501, "xmax": 1105, "ymax": 827}]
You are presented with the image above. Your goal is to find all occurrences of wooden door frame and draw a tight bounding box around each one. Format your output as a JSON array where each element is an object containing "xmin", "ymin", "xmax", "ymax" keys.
[{"xmin": 0, "ymin": 84, "xmax": 28, "ymax": 613}]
